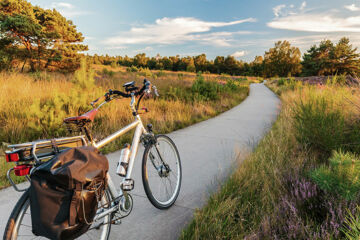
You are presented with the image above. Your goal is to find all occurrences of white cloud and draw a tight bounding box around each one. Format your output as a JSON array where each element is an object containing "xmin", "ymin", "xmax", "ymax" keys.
[
  {"xmin": 268, "ymin": 13, "xmax": 360, "ymax": 33},
  {"xmin": 273, "ymin": 4, "xmax": 286, "ymax": 17},
  {"xmin": 51, "ymin": 2, "xmax": 74, "ymax": 9},
  {"xmin": 300, "ymin": 1, "xmax": 307, "ymax": 11},
  {"xmin": 50, "ymin": 2, "xmax": 91, "ymax": 18},
  {"xmin": 104, "ymin": 46, "xmax": 127, "ymax": 50},
  {"xmin": 134, "ymin": 46, "xmax": 154, "ymax": 53},
  {"xmin": 231, "ymin": 51, "xmax": 247, "ymax": 58},
  {"xmin": 104, "ymin": 17, "xmax": 256, "ymax": 47},
  {"xmin": 345, "ymin": 4, "xmax": 360, "ymax": 11}
]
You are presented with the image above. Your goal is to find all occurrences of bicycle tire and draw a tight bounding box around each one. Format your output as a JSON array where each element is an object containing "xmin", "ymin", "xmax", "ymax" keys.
[
  {"xmin": 142, "ymin": 135, "xmax": 182, "ymax": 209},
  {"xmin": 3, "ymin": 189, "xmax": 112, "ymax": 240}
]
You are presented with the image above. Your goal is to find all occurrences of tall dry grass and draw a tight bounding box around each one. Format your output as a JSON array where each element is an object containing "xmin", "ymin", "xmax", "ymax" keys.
[
  {"xmin": 180, "ymin": 82, "xmax": 360, "ymax": 239},
  {"xmin": 0, "ymin": 65, "xmax": 250, "ymax": 188}
]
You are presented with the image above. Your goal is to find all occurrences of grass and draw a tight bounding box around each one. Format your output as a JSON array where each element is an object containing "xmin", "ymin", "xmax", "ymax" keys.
[
  {"xmin": 180, "ymin": 79, "xmax": 360, "ymax": 239},
  {"xmin": 0, "ymin": 63, "xmax": 252, "ymax": 189}
]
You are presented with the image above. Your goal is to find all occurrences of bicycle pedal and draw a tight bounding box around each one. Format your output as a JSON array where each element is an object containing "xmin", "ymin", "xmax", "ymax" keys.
[
  {"xmin": 121, "ymin": 179, "xmax": 134, "ymax": 191},
  {"xmin": 111, "ymin": 219, "xmax": 121, "ymax": 225}
]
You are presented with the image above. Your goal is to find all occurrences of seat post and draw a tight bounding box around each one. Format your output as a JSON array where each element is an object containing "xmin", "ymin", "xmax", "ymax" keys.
[{"xmin": 83, "ymin": 126, "xmax": 94, "ymax": 143}]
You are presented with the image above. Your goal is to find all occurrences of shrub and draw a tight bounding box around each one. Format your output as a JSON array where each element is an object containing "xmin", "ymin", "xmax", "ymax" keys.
[
  {"xmin": 138, "ymin": 67, "xmax": 153, "ymax": 78},
  {"xmin": 310, "ymin": 150, "xmax": 360, "ymax": 200},
  {"xmin": 253, "ymin": 173, "xmax": 358, "ymax": 239},
  {"xmin": 327, "ymin": 74, "xmax": 347, "ymax": 86},
  {"xmin": 342, "ymin": 207, "xmax": 360, "ymax": 240},
  {"xmin": 191, "ymin": 74, "xmax": 219, "ymax": 101},
  {"xmin": 294, "ymin": 97, "xmax": 346, "ymax": 157},
  {"xmin": 126, "ymin": 66, "xmax": 139, "ymax": 72},
  {"xmin": 73, "ymin": 58, "xmax": 95, "ymax": 89},
  {"xmin": 102, "ymin": 68, "xmax": 115, "ymax": 77},
  {"xmin": 156, "ymin": 69, "xmax": 165, "ymax": 77}
]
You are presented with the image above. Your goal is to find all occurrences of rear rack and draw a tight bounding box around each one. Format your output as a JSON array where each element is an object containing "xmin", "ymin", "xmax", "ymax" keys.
[
  {"xmin": 8, "ymin": 135, "xmax": 88, "ymax": 163},
  {"xmin": 6, "ymin": 135, "xmax": 88, "ymax": 192}
]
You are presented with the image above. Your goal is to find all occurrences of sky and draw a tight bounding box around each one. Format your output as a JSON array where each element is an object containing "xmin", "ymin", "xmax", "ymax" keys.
[{"xmin": 29, "ymin": 0, "xmax": 360, "ymax": 61}]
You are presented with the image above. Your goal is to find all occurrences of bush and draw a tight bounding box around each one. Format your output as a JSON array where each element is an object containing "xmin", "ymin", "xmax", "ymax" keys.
[
  {"xmin": 253, "ymin": 173, "xmax": 357, "ymax": 239},
  {"xmin": 126, "ymin": 66, "xmax": 139, "ymax": 72},
  {"xmin": 102, "ymin": 68, "xmax": 115, "ymax": 77},
  {"xmin": 156, "ymin": 69, "xmax": 166, "ymax": 77},
  {"xmin": 73, "ymin": 58, "xmax": 95, "ymax": 89},
  {"xmin": 138, "ymin": 67, "xmax": 153, "ymax": 78},
  {"xmin": 342, "ymin": 207, "xmax": 360, "ymax": 240},
  {"xmin": 310, "ymin": 150, "xmax": 360, "ymax": 200},
  {"xmin": 191, "ymin": 74, "xmax": 219, "ymax": 101},
  {"xmin": 294, "ymin": 97, "xmax": 346, "ymax": 157},
  {"xmin": 327, "ymin": 74, "xmax": 347, "ymax": 86}
]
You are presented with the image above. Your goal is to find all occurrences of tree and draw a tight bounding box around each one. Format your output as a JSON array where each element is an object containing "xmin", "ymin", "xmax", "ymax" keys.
[
  {"xmin": 133, "ymin": 53, "xmax": 148, "ymax": 67},
  {"xmin": 264, "ymin": 40, "xmax": 302, "ymax": 77},
  {"xmin": 0, "ymin": 0, "xmax": 87, "ymax": 72},
  {"xmin": 224, "ymin": 55, "xmax": 239, "ymax": 75},
  {"xmin": 186, "ymin": 57, "xmax": 196, "ymax": 72},
  {"xmin": 250, "ymin": 56, "xmax": 264, "ymax": 76},
  {"xmin": 302, "ymin": 38, "xmax": 360, "ymax": 76},
  {"xmin": 302, "ymin": 40, "xmax": 334, "ymax": 76},
  {"xmin": 194, "ymin": 54, "xmax": 208, "ymax": 72},
  {"xmin": 214, "ymin": 56, "xmax": 225, "ymax": 74},
  {"xmin": 331, "ymin": 37, "xmax": 360, "ymax": 76}
]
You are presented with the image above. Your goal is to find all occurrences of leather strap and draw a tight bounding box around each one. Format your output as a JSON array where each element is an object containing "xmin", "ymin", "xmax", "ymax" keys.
[{"xmin": 50, "ymin": 139, "xmax": 59, "ymax": 153}]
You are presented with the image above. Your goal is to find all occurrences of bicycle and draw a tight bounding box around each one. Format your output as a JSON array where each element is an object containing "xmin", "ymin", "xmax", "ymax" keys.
[{"xmin": 3, "ymin": 79, "xmax": 182, "ymax": 240}]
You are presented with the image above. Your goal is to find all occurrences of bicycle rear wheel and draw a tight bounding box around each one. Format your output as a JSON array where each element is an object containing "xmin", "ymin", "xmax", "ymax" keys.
[
  {"xmin": 142, "ymin": 135, "xmax": 182, "ymax": 209},
  {"xmin": 3, "ymin": 189, "xmax": 112, "ymax": 240}
]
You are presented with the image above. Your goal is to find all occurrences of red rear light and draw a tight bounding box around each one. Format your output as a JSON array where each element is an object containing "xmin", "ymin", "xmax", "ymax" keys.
[
  {"xmin": 14, "ymin": 165, "xmax": 32, "ymax": 176},
  {"xmin": 5, "ymin": 152, "xmax": 20, "ymax": 162}
]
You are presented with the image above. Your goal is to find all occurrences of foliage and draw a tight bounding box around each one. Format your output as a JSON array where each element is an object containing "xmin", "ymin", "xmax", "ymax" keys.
[
  {"xmin": 293, "ymin": 97, "xmax": 346, "ymax": 157},
  {"xmin": 302, "ymin": 38, "xmax": 360, "ymax": 77},
  {"xmin": 191, "ymin": 74, "xmax": 219, "ymax": 101},
  {"xmin": 254, "ymin": 173, "xmax": 357, "ymax": 239},
  {"xmin": 73, "ymin": 58, "xmax": 95, "ymax": 89},
  {"xmin": 342, "ymin": 207, "xmax": 360, "ymax": 240},
  {"xmin": 310, "ymin": 151, "xmax": 360, "ymax": 200},
  {"xmin": 0, "ymin": 69, "xmax": 250, "ymax": 188},
  {"xmin": 263, "ymin": 40, "xmax": 302, "ymax": 77},
  {"xmin": 0, "ymin": 0, "xmax": 87, "ymax": 72},
  {"xmin": 181, "ymin": 83, "xmax": 360, "ymax": 239}
]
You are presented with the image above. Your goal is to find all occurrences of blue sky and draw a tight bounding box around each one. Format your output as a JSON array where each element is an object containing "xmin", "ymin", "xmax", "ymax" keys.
[{"xmin": 29, "ymin": 0, "xmax": 360, "ymax": 61}]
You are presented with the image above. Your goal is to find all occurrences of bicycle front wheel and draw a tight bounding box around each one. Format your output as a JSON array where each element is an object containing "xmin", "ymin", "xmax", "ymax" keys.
[
  {"xmin": 142, "ymin": 135, "xmax": 182, "ymax": 209},
  {"xmin": 3, "ymin": 188, "xmax": 112, "ymax": 240}
]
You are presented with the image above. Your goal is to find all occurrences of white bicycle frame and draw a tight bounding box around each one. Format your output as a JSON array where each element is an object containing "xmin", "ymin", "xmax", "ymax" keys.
[{"xmin": 91, "ymin": 94, "xmax": 148, "ymax": 220}]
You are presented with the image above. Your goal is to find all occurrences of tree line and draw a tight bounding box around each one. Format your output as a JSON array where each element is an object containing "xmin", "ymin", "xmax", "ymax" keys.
[
  {"xmin": 1, "ymin": 0, "xmax": 360, "ymax": 77},
  {"xmin": 89, "ymin": 38, "xmax": 360, "ymax": 77}
]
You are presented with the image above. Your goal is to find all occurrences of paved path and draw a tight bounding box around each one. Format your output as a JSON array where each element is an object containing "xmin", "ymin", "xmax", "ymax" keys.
[{"xmin": 0, "ymin": 83, "xmax": 280, "ymax": 239}]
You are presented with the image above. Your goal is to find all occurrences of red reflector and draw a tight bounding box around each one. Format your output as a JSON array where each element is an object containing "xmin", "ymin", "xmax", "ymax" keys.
[
  {"xmin": 14, "ymin": 165, "xmax": 32, "ymax": 176},
  {"xmin": 5, "ymin": 152, "xmax": 20, "ymax": 162}
]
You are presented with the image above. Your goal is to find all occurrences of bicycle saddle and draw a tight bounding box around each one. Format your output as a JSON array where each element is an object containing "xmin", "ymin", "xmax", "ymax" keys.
[{"xmin": 63, "ymin": 109, "xmax": 98, "ymax": 123}]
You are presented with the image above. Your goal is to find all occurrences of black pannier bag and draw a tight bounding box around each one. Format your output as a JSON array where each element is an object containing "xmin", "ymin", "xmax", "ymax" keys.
[{"xmin": 29, "ymin": 146, "xmax": 109, "ymax": 240}]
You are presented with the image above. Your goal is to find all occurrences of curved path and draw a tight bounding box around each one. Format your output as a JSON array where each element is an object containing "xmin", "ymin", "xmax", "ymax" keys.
[{"xmin": 0, "ymin": 83, "xmax": 280, "ymax": 239}]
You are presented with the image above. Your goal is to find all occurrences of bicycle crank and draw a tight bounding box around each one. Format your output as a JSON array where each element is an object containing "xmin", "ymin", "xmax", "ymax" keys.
[{"xmin": 119, "ymin": 193, "xmax": 133, "ymax": 217}]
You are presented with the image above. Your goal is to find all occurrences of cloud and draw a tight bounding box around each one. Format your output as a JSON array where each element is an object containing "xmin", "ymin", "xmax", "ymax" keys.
[
  {"xmin": 300, "ymin": 2, "xmax": 307, "ymax": 11},
  {"xmin": 231, "ymin": 50, "xmax": 247, "ymax": 58},
  {"xmin": 345, "ymin": 4, "xmax": 360, "ymax": 11},
  {"xmin": 51, "ymin": 2, "xmax": 74, "ymax": 9},
  {"xmin": 134, "ymin": 46, "xmax": 153, "ymax": 53},
  {"xmin": 268, "ymin": 13, "xmax": 360, "ymax": 32},
  {"xmin": 50, "ymin": 2, "xmax": 91, "ymax": 18},
  {"xmin": 273, "ymin": 4, "xmax": 286, "ymax": 17},
  {"xmin": 104, "ymin": 17, "xmax": 256, "ymax": 47}
]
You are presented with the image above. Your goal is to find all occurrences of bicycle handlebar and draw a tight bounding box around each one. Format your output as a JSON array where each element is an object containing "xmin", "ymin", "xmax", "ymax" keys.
[{"xmin": 91, "ymin": 79, "xmax": 152, "ymax": 107}]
